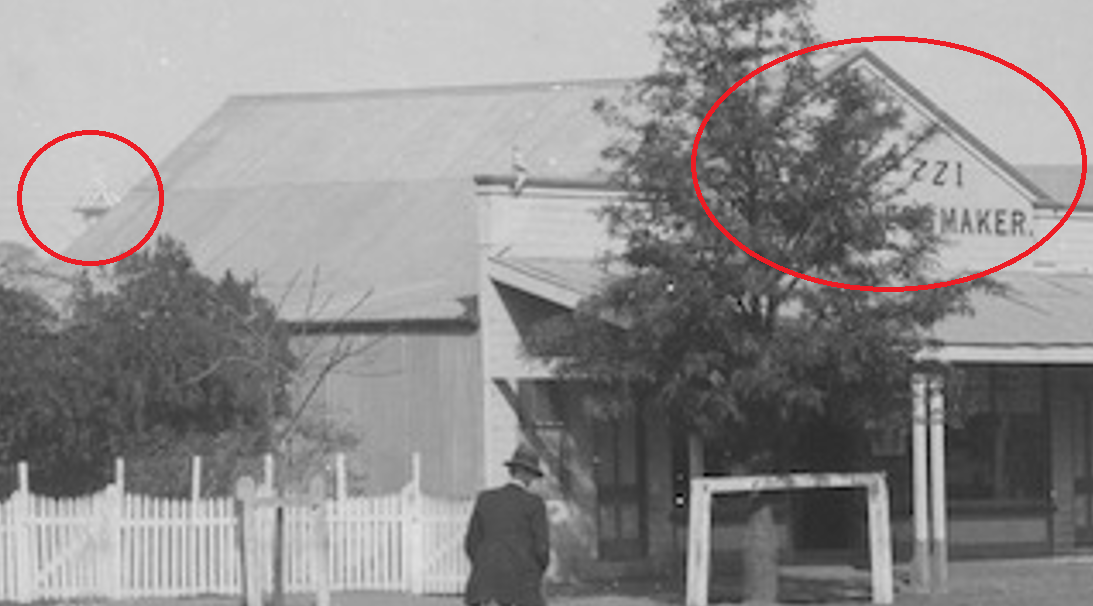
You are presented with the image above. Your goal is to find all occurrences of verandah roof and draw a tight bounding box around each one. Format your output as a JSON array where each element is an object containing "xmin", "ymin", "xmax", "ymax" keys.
[{"xmin": 489, "ymin": 256, "xmax": 1093, "ymax": 363}]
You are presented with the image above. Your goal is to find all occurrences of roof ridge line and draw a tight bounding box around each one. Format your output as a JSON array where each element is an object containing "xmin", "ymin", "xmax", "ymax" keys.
[{"xmin": 226, "ymin": 77, "xmax": 635, "ymax": 104}]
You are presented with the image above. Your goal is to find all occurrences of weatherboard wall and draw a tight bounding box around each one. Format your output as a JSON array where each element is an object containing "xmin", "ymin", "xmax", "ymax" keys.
[
  {"xmin": 476, "ymin": 184, "xmax": 679, "ymax": 579},
  {"xmin": 292, "ymin": 331, "xmax": 483, "ymax": 499}
]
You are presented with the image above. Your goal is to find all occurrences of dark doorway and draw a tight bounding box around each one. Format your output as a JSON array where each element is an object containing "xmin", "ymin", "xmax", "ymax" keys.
[
  {"xmin": 1073, "ymin": 390, "xmax": 1093, "ymax": 546},
  {"xmin": 594, "ymin": 414, "xmax": 646, "ymax": 560}
]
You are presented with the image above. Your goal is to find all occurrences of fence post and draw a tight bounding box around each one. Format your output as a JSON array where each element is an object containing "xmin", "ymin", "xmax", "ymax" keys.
[
  {"xmin": 191, "ymin": 456, "xmax": 202, "ymax": 502},
  {"xmin": 263, "ymin": 454, "xmax": 275, "ymax": 492},
  {"xmin": 115, "ymin": 457, "xmax": 125, "ymax": 494},
  {"xmin": 110, "ymin": 456, "xmax": 125, "ymax": 600},
  {"xmin": 102, "ymin": 482, "xmax": 123, "ymax": 599},
  {"xmin": 236, "ymin": 477, "xmax": 261, "ymax": 606},
  {"xmin": 309, "ymin": 476, "xmax": 330, "ymax": 606},
  {"xmin": 335, "ymin": 453, "xmax": 347, "ymax": 502},
  {"xmin": 190, "ymin": 455, "xmax": 202, "ymax": 594},
  {"xmin": 403, "ymin": 452, "xmax": 424, "ymax": 595},
  {"xmin": 13, "ymin": 462, "xmax": 32, "ymax": 603}
]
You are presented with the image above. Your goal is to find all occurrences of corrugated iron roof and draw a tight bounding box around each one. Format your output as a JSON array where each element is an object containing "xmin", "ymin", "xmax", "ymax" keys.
[
  {"xmin": 63, "ymin": 80, "xmax": 629, "ymax": 322},
  {"xmin": 147, "ymin": 79, "xmax": 627, "ymax": 190},
  {"xmin": 1014, "ymin": 164, "xmax": 1090, "ymax": 211},
  {"xmin": 931, "ymin": 270, "xmax": 1093, "ymax": 346},
  {"xmin": 495, "ymin": 256, "xmax": 1093, "ymax": 348}
]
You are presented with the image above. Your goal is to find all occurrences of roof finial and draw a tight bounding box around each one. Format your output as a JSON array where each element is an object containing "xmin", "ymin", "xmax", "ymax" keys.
[
  {"xmin": 74, "ymin": 176, "xmax": 120, "ymax": 225},
  {"xmin": 511, "ymin": 145, "xmax": 529, "ymax": 195}
]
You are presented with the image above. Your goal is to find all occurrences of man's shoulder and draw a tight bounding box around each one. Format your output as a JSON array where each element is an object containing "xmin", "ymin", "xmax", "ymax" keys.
[{"xmin": 478, "ymin": 483, "xmax": 544, "ymax": 506}]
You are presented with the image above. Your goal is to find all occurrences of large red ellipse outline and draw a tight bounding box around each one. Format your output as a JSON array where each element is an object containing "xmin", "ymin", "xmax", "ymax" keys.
[
  {"xmin": 17, "ymin": 130, "xmax": 164, "ymax": 266},
  {"xmin": 690, "ymin": 36, "xmax": 1087, "ymax": 292}
]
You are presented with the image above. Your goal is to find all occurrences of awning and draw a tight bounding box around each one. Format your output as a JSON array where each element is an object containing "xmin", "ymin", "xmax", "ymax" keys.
[{"xmin": 489, "ymin": 255, "xmax": 1093, "ymax": 365}]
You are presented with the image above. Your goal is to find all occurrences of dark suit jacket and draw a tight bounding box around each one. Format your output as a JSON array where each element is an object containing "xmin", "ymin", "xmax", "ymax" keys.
[{"xmin": 463, "ymin": 483, "xmax": 550, "ymax": 606}]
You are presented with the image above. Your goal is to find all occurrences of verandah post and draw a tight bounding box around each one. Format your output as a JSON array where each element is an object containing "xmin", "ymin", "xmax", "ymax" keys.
[
  {"xmin": 928, "ymin": 377, "xmax": 948, "ymax": 593},
  {"xmin": 910, "ymin": 374, "xmax": 930, "ymax": 593}
]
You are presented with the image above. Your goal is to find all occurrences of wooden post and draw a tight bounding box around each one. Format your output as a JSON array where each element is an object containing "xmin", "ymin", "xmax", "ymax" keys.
[
  {"xmin": 103, "ymin": 482, "xmax": 123, "ymax": 599},
  {"xmin": 272, "ymin": 503, "xmax": 285, "ymax": 606},
  {"xmin": 261, "ymin": 453, "xmax": 277, "ymax": 603},
  {"xmin": 191, "ymin": 456, "xmax": 202, "ymax": 502},
  {"xmin": 910, "ymin": 374, "xmax": 930, "ymax": 593},
  {"xmin": 14, "ymin": 462, "xmax": 32, "ymax": 603},
  {"xmin": 115, "ymin": 457, "xmax": 126, "ymax": 494},
  {"xmin": 335, "ymin": 453, "xmax": 347, "ymax": 502},
  {"xmin": 685, "ymin": 479, "xmax": 712, "ymax": 606},
  {"xmin": 405, "ymin": 452, "xmax": 425, "ymax": 594},
  {"xmin": 687, "ymin": 433, "xmax": 705, "ymax": 477},
  {"xmin": 236, "ymin": 477, "xmax": 261, "ymax": 606},
  {"xmin": 929, "ymin": 377, "xmax": 949, "ymax": 593},
  {"xmin": 310, "ymin": 475, "xmax": 331, "ymax": 606},
  {"xmin": 263, "ymin": 453, "xmax": 275, "ymax": 491},
  {"xmin": 190, "ymin": 456, "xmax": 203, "ymax": 594},
  {"xmin": 867, "ymin": 476, "xmax": 894, "ymax": 605}
]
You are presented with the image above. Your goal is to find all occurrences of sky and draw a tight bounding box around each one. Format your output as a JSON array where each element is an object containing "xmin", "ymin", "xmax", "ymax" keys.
[{"xmin": 2, "ymin": 0, "xmax": 1089, "ymax": 255}]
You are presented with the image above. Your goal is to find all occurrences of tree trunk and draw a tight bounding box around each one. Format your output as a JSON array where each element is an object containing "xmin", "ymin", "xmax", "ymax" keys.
[{"xmin": 742, "ymin": 500, "xmax": 779, "ymax": 604}]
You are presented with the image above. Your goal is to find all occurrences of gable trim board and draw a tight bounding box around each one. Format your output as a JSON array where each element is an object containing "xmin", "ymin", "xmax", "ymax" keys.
[
  {"xmin": 925, "ymin": 345, "xmax": 1093, "ymax": 364},
  {"xmin": 830, "ymin": 48, "xmax": 1061, "ymax": 210},
  {"xmin": 489, "ymin": 257, "xmax": 597, "ymax": 310}
]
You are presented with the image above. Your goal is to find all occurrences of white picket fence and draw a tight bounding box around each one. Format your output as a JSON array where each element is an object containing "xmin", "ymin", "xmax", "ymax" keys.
[{"xmin": 0, "ymin": 461, "xmax": 473, "ymax": 602}]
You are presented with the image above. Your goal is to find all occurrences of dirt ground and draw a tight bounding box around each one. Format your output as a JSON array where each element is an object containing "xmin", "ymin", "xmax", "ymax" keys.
[{"xmin": 54, "ymin": 556, "xmax": 1093, "ymax": 606}]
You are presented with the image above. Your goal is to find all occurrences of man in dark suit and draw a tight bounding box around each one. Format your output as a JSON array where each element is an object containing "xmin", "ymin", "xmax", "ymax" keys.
[{"xmin": 464, "ymin": 444, "xmax": 550, "ymax": 606}]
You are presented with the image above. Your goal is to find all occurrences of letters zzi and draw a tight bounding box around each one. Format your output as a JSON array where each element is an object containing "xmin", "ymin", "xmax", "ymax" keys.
[{"xmin": 908, "ymin": 158, "xmax": 1030, "ymax": 238}]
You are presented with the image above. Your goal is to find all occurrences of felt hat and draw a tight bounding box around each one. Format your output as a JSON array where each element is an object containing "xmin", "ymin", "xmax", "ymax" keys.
[{"xmin": 504, "ymin": 444, "xmax": 544, "ymax": 478}]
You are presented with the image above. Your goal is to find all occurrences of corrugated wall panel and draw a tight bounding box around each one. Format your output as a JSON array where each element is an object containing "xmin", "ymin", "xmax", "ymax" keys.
[{"xmin": 298, "ymin": 332, "xmax": 482, "ymax": 498}]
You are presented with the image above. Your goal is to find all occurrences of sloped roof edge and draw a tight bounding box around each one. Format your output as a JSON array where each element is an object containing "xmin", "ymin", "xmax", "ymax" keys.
[
  {"xmin": 829, "ymin": 48, "xmax": 1060, "ymax": 209},
  {"xmin": 488, "ymin": 256, "xmax": 587, "ymax": 309}
]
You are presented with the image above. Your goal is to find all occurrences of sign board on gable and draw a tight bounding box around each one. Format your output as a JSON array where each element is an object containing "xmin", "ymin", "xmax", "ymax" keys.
[{"xmin": 848, "ymin": 54, "xmax": 1044, "ymax": 275}]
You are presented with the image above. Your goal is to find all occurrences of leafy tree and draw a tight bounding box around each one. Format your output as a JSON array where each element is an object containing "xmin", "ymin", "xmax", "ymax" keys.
[
  {"xmin": 0, "ymin": 237, "xmax": 298, "ymax": 495},
  {"xmin": 527, "ymin": 0, "xmax": 982, "ymax": 599},
  {"xmin": 65, "ymin": 236, "xmax": 297, "ymax": 495},
  {"xmin": 0, "ymin": 236, "xmax": 378, "ymax": 497},
  {"xmin": 0, "ymin": 284, "xmax": 63, "ymax": 488}
]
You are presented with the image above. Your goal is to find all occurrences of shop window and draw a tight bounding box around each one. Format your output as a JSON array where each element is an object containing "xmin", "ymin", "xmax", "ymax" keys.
[{"xmin": 946, "ymin": 366, "xmax": 1048, "ymax": 503}]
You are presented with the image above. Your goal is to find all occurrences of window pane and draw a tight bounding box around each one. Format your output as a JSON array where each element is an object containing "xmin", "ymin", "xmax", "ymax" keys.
[
  {"xmin": 947, "ymin": 365, "xmax": 1046, "ymax": 502},
  {"xmin": 594, "ymin": 422, "xmax": 617, "ymax": 486},
  {"xmin": 598, "ymin": 505, "xmax": 617, "ymax": 541},
  {"xmin": 618, "ymin": 417, "xmax": 638, "ymax": 487},
  {"xmin": 1000, "ymin": 412, "xmax": 1046, "ymax": 499},
  {"xmin": 947, "ymin": 413, "xmax": 995, "ymax": 499},
  {"xmin": 619, "ymin": 503, "xmax": 641, "ymax": 540},
  {"xmin": 994, "ymin": 367, "xmax": 1041, "ymax": 413},
  {"xmin": 1075, "ymin": 494, "xmax": 1090, "ymax": 531}
]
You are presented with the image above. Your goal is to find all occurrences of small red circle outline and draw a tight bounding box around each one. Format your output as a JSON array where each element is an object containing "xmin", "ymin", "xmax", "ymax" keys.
[
  {"xmin": 690, "ymin": 36, "xmax": 1088, "ymax": 292},
  {"xmin": 17, "ymin": 130, "xmax": 165, "ymax": 266}
]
